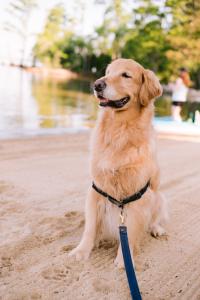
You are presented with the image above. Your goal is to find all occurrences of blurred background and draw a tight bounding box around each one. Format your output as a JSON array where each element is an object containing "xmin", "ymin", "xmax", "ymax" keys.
[{"xmin": 0, "ymin": 0, "xmax": 200, "ymax": 138}]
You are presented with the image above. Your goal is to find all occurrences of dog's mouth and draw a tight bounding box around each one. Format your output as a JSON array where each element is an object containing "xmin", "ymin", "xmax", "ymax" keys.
[{"xmin": 97, "ymin": 95, "xmax": 130, "ymax": 109}]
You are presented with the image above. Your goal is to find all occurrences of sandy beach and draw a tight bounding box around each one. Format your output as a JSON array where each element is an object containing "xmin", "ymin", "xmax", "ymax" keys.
[{"xmin": 0, "ymin": 132, "xmax": 200, "ymax": 300}]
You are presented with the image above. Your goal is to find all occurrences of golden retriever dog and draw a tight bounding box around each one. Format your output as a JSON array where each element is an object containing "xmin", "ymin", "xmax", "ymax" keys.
[{"xmin": 69, "ymin": 58, "xmax": 168, "ymax": 268}]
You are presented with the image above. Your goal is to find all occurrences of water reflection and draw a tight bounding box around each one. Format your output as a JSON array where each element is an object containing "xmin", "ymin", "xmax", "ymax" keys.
[
  {"xmin": 0, "ymin": 66, "xmax": 97, "ymax": 138},
  {"xmin": 31, "ymin": 76, "xmax": 97, "ymax": 129},
  {"xmin": 1, "ymin": 66, "xmax": 198, "ymax": 139},
  {"xmin": 0, "ymin": 66, "xmax": 39, "ymax": 132}
]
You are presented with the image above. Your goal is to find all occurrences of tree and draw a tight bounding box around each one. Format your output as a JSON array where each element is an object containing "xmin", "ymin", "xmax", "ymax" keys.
[
  {"xmin": 59, "ymin": 35, "xmax": 111, "ymax": 76},
  {"xmin": 122, "ymin": 0, "xmax": 172, "ymax": 82},
  {"xmin": 94, "ymin": 0, "xmax": 131, "ymax": 59},
  {"xmin": 60, "ymin": 36, "xmax": 91, "ymax": 72},
  {"xmin": 31, "ymin": 0, "xmax": 200, "ymax": 86},
  {"xmin": 165, "ymin": 0, "xmax": 200, "ymax": 87},
  {"xmin": 4, "ymin": 0, "xmax": 37, "ymax": 66},
  {"xmin": 34, "ymin": 4, "xmax": 69, "ymax": 67}
]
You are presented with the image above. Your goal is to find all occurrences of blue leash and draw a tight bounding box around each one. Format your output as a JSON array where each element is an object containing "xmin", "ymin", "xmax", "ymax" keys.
[{"xmin": 119, "ymin": 224, "xmax": 142, "ymax": 300}]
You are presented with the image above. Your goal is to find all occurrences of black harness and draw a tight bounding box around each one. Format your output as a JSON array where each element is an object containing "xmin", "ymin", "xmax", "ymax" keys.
[{"xmin": 92, "ymin": 180, "xmax": 150, "ymax": 209}]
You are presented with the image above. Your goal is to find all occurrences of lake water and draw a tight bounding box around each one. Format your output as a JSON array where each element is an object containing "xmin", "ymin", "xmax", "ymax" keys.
[{"xmin": 0, "ymin": 66, "xmax": 198, "ymax": 139}]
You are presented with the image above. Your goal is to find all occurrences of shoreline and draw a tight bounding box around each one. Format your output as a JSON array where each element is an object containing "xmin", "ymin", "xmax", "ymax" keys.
[
  {"xmin": 0, "ymin": 128, "xmax": 200, "ymax": 143},
  {"xmin": 24, "ymin": 66, "xmax": 94, "ymax": 81}
]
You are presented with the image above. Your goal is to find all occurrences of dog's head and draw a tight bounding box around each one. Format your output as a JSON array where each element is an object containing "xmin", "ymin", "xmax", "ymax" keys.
[{"xmin": 93, "ymin": 58, "xmax": 162, "ymax": 110}]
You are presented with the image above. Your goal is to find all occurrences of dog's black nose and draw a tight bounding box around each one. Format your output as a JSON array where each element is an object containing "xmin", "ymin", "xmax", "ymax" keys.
[{"xmin": 94, "ymin": 80, "xmax": 106, "ymax": 92}]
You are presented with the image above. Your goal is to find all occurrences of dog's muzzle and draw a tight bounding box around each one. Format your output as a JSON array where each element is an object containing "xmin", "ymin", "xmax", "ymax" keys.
[
  {"xmin": 93, "ymin": 79, "xmax": 130, "ymax": 109},
  {"xmin": 98, "ymin": 95, "xmax": 130, "ymax": 108}
]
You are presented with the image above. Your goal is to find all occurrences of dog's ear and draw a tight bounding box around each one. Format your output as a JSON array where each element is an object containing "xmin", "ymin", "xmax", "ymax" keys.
[{"xmin": 139, "ymin": 69, "xmax": 162, "ymax": 106}]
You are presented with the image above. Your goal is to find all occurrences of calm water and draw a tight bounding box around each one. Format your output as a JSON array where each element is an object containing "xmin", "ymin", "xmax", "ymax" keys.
[
  {"xmin": 0, "ymin": 66, "xmax": 196, "ymax": 139},
  {"xmin": 0, "ymin": 66, "xmax": 99, "ymax": 138}
]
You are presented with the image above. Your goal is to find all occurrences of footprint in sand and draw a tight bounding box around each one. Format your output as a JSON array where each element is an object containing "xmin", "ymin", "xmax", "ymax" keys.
[
  {"xmin": 92, "ymin": 278, "xmax": 113, "ymax": 294},
  {"xmin": 0, "ymin": 256, "xmax": 14, "ymax": 278},
  {"xmin": 0, "ymin": 180, "xmax": 26, "ymax": 198},
  {"xmin": 0, "ymin": 181, "xmax": 27, "ymax": 217},
  {"xmin": 41, "ymin": 265, "xmax": 78, "ymax": 286},
  {"xmin": 0, "ymin": 181, "xmax": 13, "ymax": 194},
  {"xmin": 35, "ymin": 211, "xmax": 84, "ymax": 243},
  {"xmin": 98, "ymin": 240, "xmax": 116, "ymax": 250},
  {"xmin": 64, "ymin": 211, "xmax": 85, "ymax": 232},
  {"xmin": 62, "ymin": 244, "xmax": 74, "ymax": 252}
]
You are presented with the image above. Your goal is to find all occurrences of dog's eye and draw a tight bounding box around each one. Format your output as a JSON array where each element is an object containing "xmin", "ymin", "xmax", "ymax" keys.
[{"xmin": 121, "ymin": 72, "xmax": 132, "ymax": 78}]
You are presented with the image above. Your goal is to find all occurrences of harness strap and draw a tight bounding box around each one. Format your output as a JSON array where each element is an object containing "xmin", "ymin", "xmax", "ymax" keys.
[{"xmin": 92, "ymin": 180, "xmax": 150, "ymax": 208}]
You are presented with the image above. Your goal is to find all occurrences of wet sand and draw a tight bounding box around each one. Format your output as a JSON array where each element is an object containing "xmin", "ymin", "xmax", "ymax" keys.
[{"xmin": 0, "ymin": 133, "xmax": 200, "ymax": 300}]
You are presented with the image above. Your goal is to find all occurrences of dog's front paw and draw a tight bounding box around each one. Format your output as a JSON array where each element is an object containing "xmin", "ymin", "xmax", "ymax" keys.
[
  {"xmin": 68, "ymin": 245, "xmax": 91, "ymax": 261},
  {"xmin": 151, "ymin": 224, "xmax": 166, "ymax": 238}
]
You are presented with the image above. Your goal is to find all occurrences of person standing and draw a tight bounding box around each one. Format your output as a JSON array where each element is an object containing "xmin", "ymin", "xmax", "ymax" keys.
[{"xmin": 171, "ymin": 67, "xmax": 190, "ymax": 121}]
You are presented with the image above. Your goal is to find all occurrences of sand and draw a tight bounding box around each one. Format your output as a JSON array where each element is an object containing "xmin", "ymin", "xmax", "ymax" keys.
[{"xmin": 0, "ymin": 132, "xmax": 200, "ymax": 300}]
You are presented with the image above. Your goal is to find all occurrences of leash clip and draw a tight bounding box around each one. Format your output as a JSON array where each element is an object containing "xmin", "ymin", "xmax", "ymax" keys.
[{"xmin": 120, "ymin": 207, "xmax": 124, "ymax": 224}]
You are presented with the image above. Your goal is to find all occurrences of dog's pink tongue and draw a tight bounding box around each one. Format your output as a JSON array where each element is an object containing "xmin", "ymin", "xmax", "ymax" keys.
[{"xmin": 99, "ymin": 97, "xmax": 109, "ymax": 102}]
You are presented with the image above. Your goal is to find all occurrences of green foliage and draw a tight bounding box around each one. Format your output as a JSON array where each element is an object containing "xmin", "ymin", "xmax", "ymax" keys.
[
  {"xmin": 60, "ymin": 35, "xmax": 111, "ymax": 76},
  {"xmin": 122, "ymin": 0, "xmax": 172, "ymax": 82},
  {"xmin": 165, "ymin": 0, "xmax": 200, "ymax": 86},
  {"xmin": 34, "ymin": 4, "xmax": 69, "ymax": 67},
  {"xmin": 94, "ymin": 0, "xmax": 131, "ymax": 58},
  {"xmin": 33, "ymin": 0, "xmax": 200, "ymax": 87}
]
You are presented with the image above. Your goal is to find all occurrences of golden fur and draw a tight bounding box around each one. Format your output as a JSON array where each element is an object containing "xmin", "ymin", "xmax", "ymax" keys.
[{"xmin": 69, "ymin": 58, "xmax": 168, "ymax": 267}]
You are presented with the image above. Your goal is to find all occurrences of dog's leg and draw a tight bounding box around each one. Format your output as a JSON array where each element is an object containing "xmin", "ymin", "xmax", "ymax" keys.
[
  {"xmin": 126, "ymin": 210, "xmax": 144, "ymax": 262},
  {"xmin": 114, "ymin": 243, "xmax": 124, "ymax": 269},
  {"xmin": 150, "ymin": 192, "xmax": 169, "ymax": 237},
  {"xmin": 69, "ymin": 188, "xmax": 98, "ymax": 260}
]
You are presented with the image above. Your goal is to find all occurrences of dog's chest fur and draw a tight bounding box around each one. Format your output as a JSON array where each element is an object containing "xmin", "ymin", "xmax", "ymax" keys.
[
  {"xmin": 92, "ymin": 116, "xmax": 143, "ymax": 166},
  {"xmin": 97, "ymin": 199, "xmax": 120, "ymax": 241},
  {"xmin": 90, "ymin": 116, "xmax": 154, "ymax": 199}
]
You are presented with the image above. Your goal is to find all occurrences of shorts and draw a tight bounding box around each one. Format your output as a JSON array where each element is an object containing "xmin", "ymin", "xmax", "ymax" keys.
[{"xmin": 172, "ymin": 101, "xmax": 185, "ymax": 107}]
